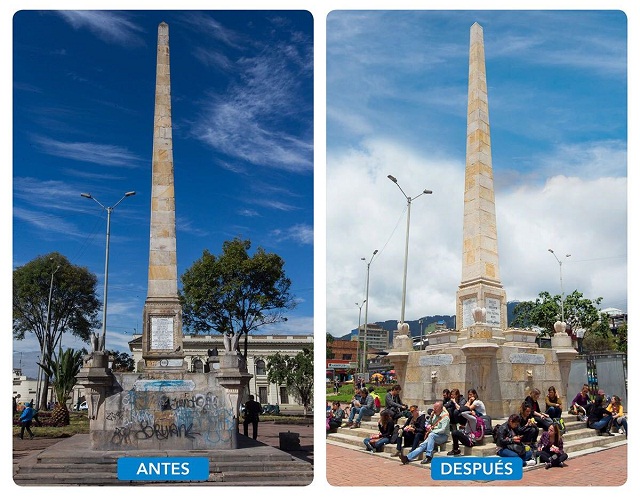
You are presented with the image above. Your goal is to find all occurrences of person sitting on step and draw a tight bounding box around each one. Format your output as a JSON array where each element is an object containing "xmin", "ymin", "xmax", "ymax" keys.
[
  {"xmin": 569, "ymin": 384, "xmax": 591, "ymax": 421},
  {"xmin": 459, "ymin": 388, "xmax": 486, "ymax": 433},
  {"xmin": 496, "ymin": 414, "xmax": 536, "ymax": 467},
  {"xmin": 447, "ymin": 412, "xmax": 484, "ymax": 456},
  {"xmin": 384, "ymin": 384, "xmax": 408, "ymax": 422},
  {"xmin": 347, "ymin": 387, "xmax": 375, "ymax": 428},
  {"xmin": 392, "ymin": 404, "xmax": 426, "ymax": 456},
  {"xmin": 586, "ymin": 394, "xmax": 614, "ymax": 436},
  {"xmin": 399, "ymin": 401, "xmax": 450, "ymax": 465},
  {"xmin": 516, "ymin": 401, "xmax": 540, "ymax": 445},
  {"xmin": 606, "ymin": 395, "xmax": 627, "ymax": 436},
  {"xmin": 525, "ymin": 388, "xmax": 553, "ymax": 431},
  {"xmin": 537, "ymin": 422, "xmax": 568, "ymax": 469},
  {"xmin": 363, "ymin": 410, "xmax": 395, "ymax": 453},
  {"xmin": 545, "ymin": 386, "xmax": 563, "ymax": 420}
]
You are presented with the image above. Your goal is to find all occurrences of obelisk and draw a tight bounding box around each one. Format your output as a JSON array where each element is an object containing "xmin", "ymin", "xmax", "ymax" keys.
[
  {"xmin": 141, "ymin": 22, "xmax": 185, "ymax": 371},
  {"xmin": 456, "ymin": 23, "xmax": 507, "ymax": 332}
]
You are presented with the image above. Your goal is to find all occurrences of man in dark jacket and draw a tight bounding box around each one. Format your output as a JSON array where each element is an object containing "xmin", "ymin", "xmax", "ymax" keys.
[
  {"xmin": 496, "ymin": 414, "xmax": 535, "ymax": 466},
  {"xmin": 347, "ymin": 387, "xmax": 375, "ymax": 428},
  {"xmin": 392, "ymin": 404, "xmax": 426, "ymax": 456},
  {"xmin": 385, "ymin": 384, "xmax": 408, "ymax": 422},
  {"xmin": 243, "ymin": 395, "xmax": 263, "ymax": 439},
  {"xmin": 587, "ymin": 395, "xmax": 614, "ymax": 436}
]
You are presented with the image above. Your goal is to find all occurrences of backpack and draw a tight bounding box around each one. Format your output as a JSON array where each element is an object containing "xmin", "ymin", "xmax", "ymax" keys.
[
  {"xmin": 471, "ymin": 415, "xmax": 486, "ymax": 440},
  {"xmin": 373, "ymin": 394, "xmax": 381, "ymax": 412},
  {"xmin": 492, "ymin": 424, "xmax": 501, "ymax": 443},
  {"xmin": 553, "ymin": 417, "xmax": 567, "ymax": 434}
]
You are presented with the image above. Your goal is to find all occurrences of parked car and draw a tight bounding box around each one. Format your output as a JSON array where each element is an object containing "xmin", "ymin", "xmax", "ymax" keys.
[{"xmin": 79, "ymin": 401, "xmax": 88, "ymax": 410}]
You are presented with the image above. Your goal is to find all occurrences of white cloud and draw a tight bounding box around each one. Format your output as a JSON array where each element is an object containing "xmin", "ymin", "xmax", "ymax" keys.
[{"xmin": 326, "ymin": 139, "xmax": 626, "ymax": 338}]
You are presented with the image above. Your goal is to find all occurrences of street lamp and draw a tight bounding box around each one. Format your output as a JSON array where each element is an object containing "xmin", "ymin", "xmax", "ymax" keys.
[
  {"xmin": 419, "ymin": 318, "xmax": 424, "ymax": 350},
  {"xmin": 81, "ymin": 191, "xmax": 136, "ymax": 352},
  {"xmin": 361, "ymin": 250, "xmax": 378, "ymax": 378},
  {"xmin": 355, "ymin": 300, "xmax": 366, "ymax": 375},
  {"xmin": 36, "ymin": 261, "xmax": 60, "ymax": 409},
  {"xmin": 548, "ymin": 249, "xmax": 571, "ymax": 324},
  {"xmin": 387, "ymin": 175, "xmax": 432, "ymax": 328}
]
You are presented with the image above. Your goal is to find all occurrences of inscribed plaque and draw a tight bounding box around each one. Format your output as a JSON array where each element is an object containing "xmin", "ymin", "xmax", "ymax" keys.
[{"xmin": 151, "ymin": 317, "xmax": 174, "ymax": 350}]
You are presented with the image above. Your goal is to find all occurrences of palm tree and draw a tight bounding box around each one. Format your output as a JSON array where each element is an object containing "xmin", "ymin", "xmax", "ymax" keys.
[{"xmin": 37, "ymin": 347, "xmax": 83, "ymax": 426}]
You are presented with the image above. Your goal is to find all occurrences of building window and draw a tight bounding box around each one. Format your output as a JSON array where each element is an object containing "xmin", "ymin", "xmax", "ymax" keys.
[
  {"xmin": 258, "ymin": 386, "xmax": 268, "ymax": 404},
  {"xmin": 192, "ymin": 359, "xmax": 204, "ymax": 373},
  {"xmin": 280, "ymin": 387, "xmax": 289, "ymax": 404},
  {"xmin": 256, "ymin": 359, "xmax": 266, "ymax": 375},
  {"xmin": 342, "ymin": 354, "xmax": 352, "ymax": 360}
]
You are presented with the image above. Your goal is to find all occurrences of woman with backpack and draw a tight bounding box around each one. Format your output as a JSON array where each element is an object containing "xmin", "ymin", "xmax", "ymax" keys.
[{"xmin": 447, "ymin": 412, "xmax": 485, "ymax": 456}]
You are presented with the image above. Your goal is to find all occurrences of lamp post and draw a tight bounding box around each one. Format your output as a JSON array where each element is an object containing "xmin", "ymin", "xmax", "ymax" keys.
[
  {"xmin": 360, "ymin": 250, "xmax": 378, "ymax": 378},
  {"xmin": 36, "ymin": 261, "xmax": 61, "ymax": 410},
  {"xmin": 355, "ymin": 300, "xmax": 366, "ymax": 377},
  {"xmin": 419, "ymin": 318, "xmax": 424, "ymax": 350},
  {"xmin": 82, "ymin": 191, "xmax": 136, "ymax": 352},
  {"xmin": 548, "ymin": 249, "xmax": 571, "ymax": 324},
  {"xmin": 387, "ymin": 175, "xmax": 432, "ymax": 328}
]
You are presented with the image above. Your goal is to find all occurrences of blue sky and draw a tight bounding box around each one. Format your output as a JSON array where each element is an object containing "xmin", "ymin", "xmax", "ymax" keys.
[
  {"xmin": 326, "ymin": 10, "xmax": 628, "ymax": 338},
  {"xmin": 10, "ymin": 10, "xmax": 313, "ymax": 376}
]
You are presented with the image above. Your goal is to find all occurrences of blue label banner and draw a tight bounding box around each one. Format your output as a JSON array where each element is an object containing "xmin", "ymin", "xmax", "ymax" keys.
[
  {"xmin": 431, "ymin": 457, "xmax": 523, "ymax": 481},
  {"xmin": 117, "ymin": 457, "xmax": 210, "ymax": 481}
]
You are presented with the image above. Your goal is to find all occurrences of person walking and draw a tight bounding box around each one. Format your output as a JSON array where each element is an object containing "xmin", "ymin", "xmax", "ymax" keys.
[
  {"xmin": 243, "ymin": 395, "xmax": 263, "ymax": 440},
  {"xmin": 18, "ymin": 401, "xmax": 35, "ymax": 440}
]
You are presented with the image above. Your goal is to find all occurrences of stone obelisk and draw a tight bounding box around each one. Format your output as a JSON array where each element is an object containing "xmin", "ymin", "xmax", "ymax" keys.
[
  {"xmin": 456, "ymin": 22, "xmax": 507, "ymax": 332},
  {"xmin": 141, "ymin": 22, "xmax": 185, "ymax": 371}
]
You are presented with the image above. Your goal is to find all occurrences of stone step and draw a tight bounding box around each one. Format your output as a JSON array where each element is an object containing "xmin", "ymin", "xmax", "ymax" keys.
[{"xmin": 327, "ymin": 415, "xmax": 627, "ymax": 461}]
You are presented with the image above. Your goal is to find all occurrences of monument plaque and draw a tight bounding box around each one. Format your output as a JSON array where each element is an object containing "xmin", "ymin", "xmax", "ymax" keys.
[
  {"xmin": 462, "ymin": 297, "xmax": 477, "ymax": 328},
  {"xmin": 150, "ymin": 317, "xmax": 174, "ymax": 350},
  {"xmin": 486, "ymin": 297, "xmax": 501, "ymax": 327}
]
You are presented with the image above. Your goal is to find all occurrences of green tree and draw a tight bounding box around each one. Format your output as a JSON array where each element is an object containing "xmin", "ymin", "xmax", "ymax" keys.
[
  {"xmin": 107, "ymin": 350, "xmax": 135, "ymax": 372},
  {"xmin": 37, "ymin": 346, "xmax": 84, "ymax": 426},
  {"xmin": 267, "ymin": 346, "xmax": 314, "ymax": 415},
  {"xmin": 511, "ymin": 290, "xmax": 602, "ymax": 338},
  {"xmin": 180, "ymin": 238, "xmax": 296, "ymax": 358},
  {"xmin": 13, "ymin": 252, "xmax": 101, "ymax": 409},
  {"xmin": 326, "ymin": 332, "xmax": 335, "ymax": 359},
  {"xmin": 615, "ymin": 323, "xmax": 627, "ymax": 353}
]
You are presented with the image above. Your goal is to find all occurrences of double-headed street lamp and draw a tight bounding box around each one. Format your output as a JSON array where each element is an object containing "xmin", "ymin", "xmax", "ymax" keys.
[
  {"xmin": 360, "ymin": 250, "xmax": 378, "ymax": 377},
  {"xmin": 81, "ymin": 191, "xmax": 136, "ymax": 352},
  {"xmin": 548, "ymin": 248, "xmax": 571, "ymax": 324},
  {"xmin": 387, "ymin": 175, "xmax": 432, "ymax": 327}
]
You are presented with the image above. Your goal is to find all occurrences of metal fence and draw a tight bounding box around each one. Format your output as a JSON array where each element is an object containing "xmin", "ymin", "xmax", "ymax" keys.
[{"xmin": 567, "ymin": 352, "xmax": 627, "ymax": 405}]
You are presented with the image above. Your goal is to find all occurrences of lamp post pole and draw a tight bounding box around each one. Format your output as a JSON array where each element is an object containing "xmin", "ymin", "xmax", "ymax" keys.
[
  {"xmin": 387, "ymin": 175, "xmax": 432, "ymax": 327},
  {"xmin": 82, "ymin": 191, "xmax": 136, "ymax": 352},
  {"xmin": 419, "ymin": 318, "xmax": 424, "ymax": 350},
  {"xmin": 548, "ymin": 249, "xmax": 571, "ymax": 324},
  {"xmin": 355, "ymin": 300, "xmax": 366, "ymax": 377},
  {"xmin": 361, "ymin": 250, "xmax": 378, "ymax": 378}
]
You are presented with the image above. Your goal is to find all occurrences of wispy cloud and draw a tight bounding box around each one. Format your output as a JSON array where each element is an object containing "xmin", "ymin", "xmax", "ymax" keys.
[
  {"xmin": 192, "ymin": 27, "xmax": 312, "ymax": 173},
  {"xmin": 250, "ymin": 198, "xmax": 298, "ymax": 212},
  {"xmin": 13, "ymin": 206, "xmax": 82, "ymax": 237},
  {"xmin": 270, "ymin": 224, "xmax": 313, "ymax": 245},
  {"xmin": 55, "ymin": 11, "xmax": 146, "ymax": 47},
  {"xmin": 32, "ymin": 135, "xmax": 142, "ymax": 168},
  {"xmin": 238, "ymin": 209, "xmax": 261, "ymax": 217},
  {"xmin": 177, "ymin": 217, "xmax": 209, "ymax": 237}
]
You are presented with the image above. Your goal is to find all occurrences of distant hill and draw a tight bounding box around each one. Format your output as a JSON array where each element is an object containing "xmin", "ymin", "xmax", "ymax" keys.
[{"xmin": 342, "ymin": 301, "xmax": 522, "ymax": 347}]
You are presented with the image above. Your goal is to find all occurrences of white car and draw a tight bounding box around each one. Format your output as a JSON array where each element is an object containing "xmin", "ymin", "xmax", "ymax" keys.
[{"xmin": 79, "ymin": 401, "xmax": 88, "ymax": 410}]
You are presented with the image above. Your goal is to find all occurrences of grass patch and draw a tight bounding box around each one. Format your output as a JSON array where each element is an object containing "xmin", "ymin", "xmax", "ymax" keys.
[{"xmin": 13, "ymin": 411, "xmax": 90, "ymax": 438}]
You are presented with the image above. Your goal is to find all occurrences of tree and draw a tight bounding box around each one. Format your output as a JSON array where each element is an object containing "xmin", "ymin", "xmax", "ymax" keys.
[
  {"xmin": 511, "ymin": 290, "xmax": 602, "ymax": 338},
  {"xmin": 326, "ymin": 332, "xmax": 335, "ymax": 359},
  {"xmin": 180, "ymin": 238, "xmax": 296, "ymax": 357},
  {"xmin": 37, "ymin": 347, "xmax": 84, "ymax": 426},
  {"xmin": 13, "ymin": 252, "xmax": 101, "ymax": 409},
  {"xmin": 107, "ymin": 350, "xmax": 135, "ymax": 372},
  {"xmin": 267, "ymin": 346, "xmax": 313, "ymax": 415}
]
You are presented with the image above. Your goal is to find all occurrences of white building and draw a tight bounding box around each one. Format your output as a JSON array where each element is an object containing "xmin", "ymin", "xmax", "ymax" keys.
[
  {"xmin": 128, "ymin": 333, "xmax": 313, "ymax": 411},
  {"xmin": 356, "ymin": 323, "xmax": 390, "ymax": 352}
]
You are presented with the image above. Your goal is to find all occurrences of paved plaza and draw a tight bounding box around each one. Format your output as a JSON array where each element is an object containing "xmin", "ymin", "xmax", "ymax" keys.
[{"xmin": 326, "ymin": 442, "xmax": 627, "ymax": 487}]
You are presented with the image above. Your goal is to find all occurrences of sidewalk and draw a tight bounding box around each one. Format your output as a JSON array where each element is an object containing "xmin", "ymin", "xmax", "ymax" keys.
[{"xmin": 326, "ymin": 443, "xmax": 627, "ymax": 487}]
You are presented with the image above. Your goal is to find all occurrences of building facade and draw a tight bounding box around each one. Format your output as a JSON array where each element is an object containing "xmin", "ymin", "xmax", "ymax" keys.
[
  {"xmin": 357, "ymin": 323, "xmax": 390, "ymax": 351},
  {"xmin": 128, "ymin": 333, "xmax": 313, "ymax": 411}
]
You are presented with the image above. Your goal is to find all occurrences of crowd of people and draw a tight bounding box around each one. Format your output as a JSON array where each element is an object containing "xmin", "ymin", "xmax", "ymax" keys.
[{"xmin": 327, "ymin": 381, "xmax": 627, "ymax": 468}]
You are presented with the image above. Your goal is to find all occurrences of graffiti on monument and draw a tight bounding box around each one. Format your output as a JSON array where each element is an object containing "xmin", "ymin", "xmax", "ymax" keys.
[{"xmin": 107, "ymin": 380, "xmax": 234, "ymax": 447}]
